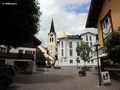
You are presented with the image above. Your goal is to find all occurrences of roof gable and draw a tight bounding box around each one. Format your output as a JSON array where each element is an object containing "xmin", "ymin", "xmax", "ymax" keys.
[
  {"xmin": 86, "ymin": 0, "xmax": 104, "ymax": 28},
  {"xmin": 20, "ymin": 36, "xmax": 41, "ymax": 48}
]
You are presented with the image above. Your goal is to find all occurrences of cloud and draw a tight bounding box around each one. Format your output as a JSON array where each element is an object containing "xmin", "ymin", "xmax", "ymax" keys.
[{"xmin": 37, "ymin": 0, "xmax": 97, "ymax": 47}]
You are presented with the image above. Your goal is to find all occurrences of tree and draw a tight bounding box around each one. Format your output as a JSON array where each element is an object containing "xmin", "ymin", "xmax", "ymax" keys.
[
  {"xmin": 0, "ymin": 0, "xmax": 42, "ymax": 48},
  {"xmin": 105, "ymin": 27, "xmax": 120, "ymax": 64},
  {"xmin": 76, "ymin": 41, "xmax": 91, "ymax": 66},
  {"xmin": 36, "ymin": 49, "xmax": 46, "ymax": 67}
]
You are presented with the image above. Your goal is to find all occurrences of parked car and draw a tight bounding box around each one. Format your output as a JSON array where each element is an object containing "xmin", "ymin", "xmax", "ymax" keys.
[{"xmin": 5, "ymin": 65, "xmax": 15, "ymax": 77}]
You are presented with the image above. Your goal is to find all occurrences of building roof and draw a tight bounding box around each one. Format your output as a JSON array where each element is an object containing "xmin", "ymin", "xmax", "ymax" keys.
[
  {"xmin": 80, "ymin": 32, "xmax": 96, "ymax": 36},
  {"xmin": 86, "ymin": 0, "xmax": 104, "ymax": 28},
  {"xmin": 67, "ymin": 35, "xmax": 82, "ymax": 39},
  {"xmin": 59, "ymin": 30, "xmax": 68, "ymax": 39},
  {"xmin": 20, "ymin": 36, "xmax": 41, "ymax": 48},
  {"xmin": 48, "ymin": 19, "xmax": 56, "ymax": 35}
]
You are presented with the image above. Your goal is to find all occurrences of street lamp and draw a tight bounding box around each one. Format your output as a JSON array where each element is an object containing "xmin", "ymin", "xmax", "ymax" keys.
[{"xmin": 93, "ymin": 40, "xmax": 101, "ymax": 86}]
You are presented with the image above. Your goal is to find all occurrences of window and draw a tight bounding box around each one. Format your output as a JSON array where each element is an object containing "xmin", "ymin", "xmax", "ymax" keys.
[
  {"xmin": 70, "ymin": 60, "xmax": 73, "ymax": 63},
  {"xmin": 19, "ymin": 50, "xmax": 23, "ymax": 54},
  {"xmin": 70, "ymin": 50, "xmax": 72, "ymax": 56},
  {"xmin": 0, "ymin": 47, "xmax": 6, "ymax": 52},
  {"xmin": 90, "ymin": 42, "xmax": 92, "ymax": 48},
  {"xmin": 61, "ymin": 42, "xmax": 63, "ymax": 48},
  {"xmin": 50, "ymin": 38, "xmax": 51, "ymax": 42},
  {"xmin": 91, "ymin": 50, "xmax": 93, "ymax": 57},
  {"xmin": 86, "ymin": 42, "xmax": 89, "ymax": 46},
  {"xmin": 87, "ymin": 61, "xmax": 90, "ymax": 63},
  {"xmin": 91, "ymin": 60, "xmax": 94, "ymax": 63},
  {"xmin": 62, "ymin": 49, "xmax": 64, "ymax": 56},
  {"xmin": 102, "ymin": 17, "xmax": 110, "ymax": 29},
  {"xmin": 101, "ymin": 11, "xmax": 112, "ymax": 40},
  {"xmin": 77, "ymin": 60, "xmax": 80, "ymax": 63},
  {"xmin": 69, "ymin": 42, "xmax": 72, "ymax": 48},
  {"xmin": 89, "ymin": 36, "xmax": 92, "ymax": 41},
  {"xmin": 25, "ymin": 50, "xmax": 32, "ymax": 54},
  {"xmin": 52, "ymin": 38, "xmax": 53, "ymax": 42},
  {"xmin": 86, "ymin": 35, "xmax": 88, "ymax": 41},
  {"xmin": 27, "ymin": 51, "xmax": 32, "ymax": 54},
  {"xmin": 76, "ymin": 42, "xmax": 79, "ymax": 46},
  {"xmin": 76, "ymin": 58, "xmax": 80, "ymax": 63},
  {"xmin": 77, "ymin": 52, "xmax": 79, "ymax": 56}
]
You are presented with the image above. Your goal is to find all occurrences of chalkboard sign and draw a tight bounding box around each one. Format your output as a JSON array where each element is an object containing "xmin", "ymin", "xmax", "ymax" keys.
[{"xmin": 101, "ymin": 71, "xmax": 111, "ymax": 85}]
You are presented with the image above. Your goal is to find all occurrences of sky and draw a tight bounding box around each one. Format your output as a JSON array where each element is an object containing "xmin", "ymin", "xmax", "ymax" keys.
[{"xmin": 36, "ymin": 0, "xmax": 97, "ymax": 47}]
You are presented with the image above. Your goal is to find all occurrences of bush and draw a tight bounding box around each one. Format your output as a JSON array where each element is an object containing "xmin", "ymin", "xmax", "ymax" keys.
[
  {"xmin": 0, "ymin": 73, "xmax": 14, "ymax": 84},
  {"xmin": 0, "ymin": 73, "xmax": 14, "ymax": 90},
  {"xmin": 105, "ymin": 27, "xmax": 120, "ymax": 63}
]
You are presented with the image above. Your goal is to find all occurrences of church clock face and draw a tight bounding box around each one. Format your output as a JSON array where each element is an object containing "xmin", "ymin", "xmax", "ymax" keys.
[{"xmin": 50, "ymin": 34, "xmax": 53, "ymax": 37}]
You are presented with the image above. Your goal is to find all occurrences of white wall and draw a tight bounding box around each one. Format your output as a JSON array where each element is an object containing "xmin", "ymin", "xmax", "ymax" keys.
[{"xmin": 56, "ymin": 32, "xmax": 98, "ymax": 67}]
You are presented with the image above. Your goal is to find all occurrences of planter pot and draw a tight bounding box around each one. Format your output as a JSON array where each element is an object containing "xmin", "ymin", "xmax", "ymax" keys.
[{"xmin": 79, "ymin": 70, "xmax": 86, "ymax": 77}]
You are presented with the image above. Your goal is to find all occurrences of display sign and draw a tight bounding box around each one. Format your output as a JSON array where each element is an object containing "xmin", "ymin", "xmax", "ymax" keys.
[{"xmin": 101, "ymin": 71, "xmax": 111, "ymax": 85}]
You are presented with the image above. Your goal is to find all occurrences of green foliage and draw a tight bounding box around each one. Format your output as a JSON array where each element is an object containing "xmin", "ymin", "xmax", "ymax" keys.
[
  {"xmin": 0, "ymin": 0, "xmax": 42, "ymax": 48},
  {"xmin": 76, "ymin": 41, "xmax": 91, "ymax": 63},
  {"xmin": 36, "ymin": 49, "xmax": 46, "ymax": 66},
  {"xmin": 105, "ymin": 27, "xmax": 120, "ymax": 63}
]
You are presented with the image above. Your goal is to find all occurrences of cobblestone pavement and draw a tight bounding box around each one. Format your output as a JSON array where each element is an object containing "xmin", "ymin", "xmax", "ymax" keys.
[{"xmin": 8, "ymin": 67, "xmax": 120, "ymax": 90}]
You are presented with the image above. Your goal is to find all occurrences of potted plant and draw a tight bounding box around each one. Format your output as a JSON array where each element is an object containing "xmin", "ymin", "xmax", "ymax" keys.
[{"xmin": 0, "ymin": 73, "xmax": 14, "ymax": 90}]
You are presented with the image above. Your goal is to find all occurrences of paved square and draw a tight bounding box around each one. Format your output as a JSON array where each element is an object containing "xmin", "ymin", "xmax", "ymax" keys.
[{"xmin": 8, "ymin": 67, "xmax": 120, "ymax": 90}]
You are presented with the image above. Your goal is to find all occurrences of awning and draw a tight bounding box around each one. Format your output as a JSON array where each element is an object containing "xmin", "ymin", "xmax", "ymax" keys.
[{"xmin": 89, "ymin": 54, "xmax": 108, "ymax": 60}]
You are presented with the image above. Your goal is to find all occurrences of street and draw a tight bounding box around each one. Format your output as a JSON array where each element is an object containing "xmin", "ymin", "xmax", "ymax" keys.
[{"xmin": 8, "ymin": 67, "xmax": 120, "ymax": 90}]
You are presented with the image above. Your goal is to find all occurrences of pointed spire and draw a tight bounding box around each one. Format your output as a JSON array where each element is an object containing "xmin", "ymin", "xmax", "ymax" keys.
[
  {"xmin": 49, "ymin": 19, "xmax": 56, "ymax": 34},
  {"xmin": 59, "ymin": 29, "xmax": 68, "ymax": 38}
]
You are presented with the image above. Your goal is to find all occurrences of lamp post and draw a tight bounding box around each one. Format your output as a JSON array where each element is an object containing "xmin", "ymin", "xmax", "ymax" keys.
[{"xmin": 93, "ymin": 40, "xmax": 101, "ymax": 86}]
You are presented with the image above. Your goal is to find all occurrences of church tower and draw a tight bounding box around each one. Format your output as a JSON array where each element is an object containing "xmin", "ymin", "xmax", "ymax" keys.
[{"xmin": 48, "ymin": 19, "xmax": 56, "ymax": 58}]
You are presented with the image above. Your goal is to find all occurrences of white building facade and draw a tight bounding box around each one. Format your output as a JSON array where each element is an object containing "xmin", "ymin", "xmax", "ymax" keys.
[
  {"xmin": 56, "ymin": 31, "xmax": 98, "ymax": 67},
  {"xmin": 80, "ymin": 32, "xmax": 98, "ymax": 67}
]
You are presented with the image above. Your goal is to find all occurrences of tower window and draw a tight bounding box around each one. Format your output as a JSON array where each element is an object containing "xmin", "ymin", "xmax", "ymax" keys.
[{"xmin": 52, "ymin": 38, "xmax": 53, "ymax": 42}]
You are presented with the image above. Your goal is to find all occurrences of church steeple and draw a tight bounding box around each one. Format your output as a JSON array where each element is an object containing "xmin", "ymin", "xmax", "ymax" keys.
[
  {"xmin": 48, "ymin": 19, "xmax": 56, "ymax": 35},
  {"xmin": 48, "ymin": 19, "xmax": 56, "ymax": 58}
]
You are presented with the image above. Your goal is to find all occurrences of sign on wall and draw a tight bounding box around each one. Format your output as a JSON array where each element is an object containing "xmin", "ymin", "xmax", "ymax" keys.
[{"xmin": 101, "ymin": 71, "xmax": 111, "ymax": 85}]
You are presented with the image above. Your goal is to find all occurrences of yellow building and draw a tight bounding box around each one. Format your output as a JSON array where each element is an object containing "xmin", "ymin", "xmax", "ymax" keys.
[
  {"xmin": 86, "ymin": 0, "xmax": 120, "ymax": 81},
  {"xmin": 86, "ymin": 0, "xmax": 120, "ymax": 47}
]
